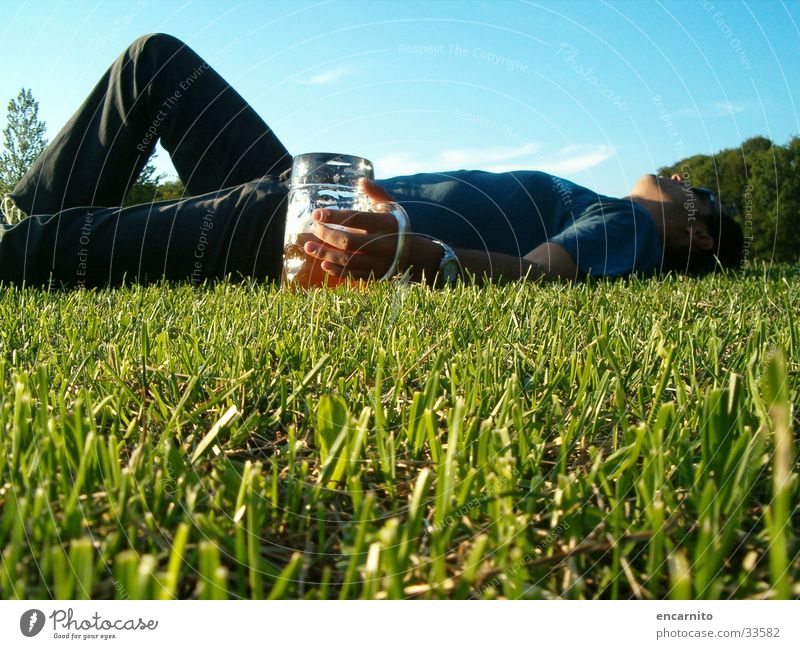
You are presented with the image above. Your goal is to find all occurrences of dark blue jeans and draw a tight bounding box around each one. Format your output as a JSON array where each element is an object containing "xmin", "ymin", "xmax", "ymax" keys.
[{"xmin": 3, "ymin": 33, "xmax": 293, "ymax": 288}]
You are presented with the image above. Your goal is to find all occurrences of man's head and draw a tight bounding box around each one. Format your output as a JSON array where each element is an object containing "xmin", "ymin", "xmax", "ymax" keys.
[{"xmin": 627, "ymin": 173, "xmax": 744, "ymax": 275}]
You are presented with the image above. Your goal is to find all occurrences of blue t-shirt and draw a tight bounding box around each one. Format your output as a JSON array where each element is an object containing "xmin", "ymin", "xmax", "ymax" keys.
[{"xmin": 376, "ymin": 170, "xmax": 663, "ymax": 277}]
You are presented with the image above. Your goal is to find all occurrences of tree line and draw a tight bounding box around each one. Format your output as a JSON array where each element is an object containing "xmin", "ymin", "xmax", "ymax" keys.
[{"xmin": 1, "ymin": 88, "xmax": 797, "ymax": 263}]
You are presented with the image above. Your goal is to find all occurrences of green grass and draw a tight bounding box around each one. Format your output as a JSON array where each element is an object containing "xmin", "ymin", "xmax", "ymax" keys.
[{"xmin": 1, "ymin": 266, "xmax": 798, "ymax": 599}]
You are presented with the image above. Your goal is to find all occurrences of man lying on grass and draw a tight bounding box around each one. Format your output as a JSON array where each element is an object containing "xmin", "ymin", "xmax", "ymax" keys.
[{"xmin": 0, "ymin": 34, "xmax": 744, "ymax": 288}]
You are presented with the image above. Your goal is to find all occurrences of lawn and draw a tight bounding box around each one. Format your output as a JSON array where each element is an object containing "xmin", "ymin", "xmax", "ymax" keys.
[{"xmin": 0, "ymin": 267, "xmax": 798, "ymax": 599}]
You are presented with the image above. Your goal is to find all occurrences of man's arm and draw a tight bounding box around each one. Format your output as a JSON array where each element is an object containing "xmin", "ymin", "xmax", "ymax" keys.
[
  {"xmin": 408, "ymin": 236, "xmax": 581, "ymax": 285},
  {"xmin": 303, "ymin": 179, "xmax": 581, "ymax": 285}
]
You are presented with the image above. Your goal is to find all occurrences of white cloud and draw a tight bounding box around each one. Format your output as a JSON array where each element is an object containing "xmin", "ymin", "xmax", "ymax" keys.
[
  {"xmin": 438, "ymin": 143, "xmax": 542, "ymax": 167},
  {"xmin": 670, "ymin": 101, "xmax": 751, "ymax": 119},
  {"xmin": 375, "ymin": 152, "xmax": 426, "ymax": 177},
  {"xmin": 375, "ymin": 143, "xmax": 613, "ymax": 177},
  {"xmin": 294, "ymin": 67, "xmax": 349, "ymax": 85},
  {"xmin": 529, "ymin": 144, "xmax": 615, "ymax": 175},
  {"xmin": 711, "ymin": 100, "xmax": 747, "ymax": 116}
]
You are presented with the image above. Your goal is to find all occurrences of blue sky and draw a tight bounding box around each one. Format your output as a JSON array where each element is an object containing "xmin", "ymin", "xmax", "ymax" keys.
[{"xmin": 1, "ymin": 0, "xmax": 798, "ymax": 197}]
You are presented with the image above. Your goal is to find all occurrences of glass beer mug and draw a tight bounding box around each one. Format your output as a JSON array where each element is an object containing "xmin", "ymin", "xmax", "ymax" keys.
[{"xmin": 281, "ymin": 152, "xmax": 408, "ymax": 289}]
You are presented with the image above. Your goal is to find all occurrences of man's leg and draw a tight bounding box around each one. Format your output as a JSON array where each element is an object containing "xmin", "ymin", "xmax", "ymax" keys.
[
  {"xmin": 9, "ymin": 32, "xmax": 291, "ymax": 215},
  {"xmin": 0, "ymin": 178, "xmax": 288, "ymax": 288},
  {"xmin": 1, "ymin": 33, "xmax": 292, "ymax": 288}
]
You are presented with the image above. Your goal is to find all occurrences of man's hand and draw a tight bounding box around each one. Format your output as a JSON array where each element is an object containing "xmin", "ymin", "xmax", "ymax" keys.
[{"xmin": 303, "ymin": 178, "xmax": 405, "ymax": 281}]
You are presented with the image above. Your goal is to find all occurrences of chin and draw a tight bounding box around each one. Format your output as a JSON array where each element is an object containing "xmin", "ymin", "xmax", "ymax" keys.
[{"xmin": 629, "ymin": 173, "xmax": 658, "ymax": 195}]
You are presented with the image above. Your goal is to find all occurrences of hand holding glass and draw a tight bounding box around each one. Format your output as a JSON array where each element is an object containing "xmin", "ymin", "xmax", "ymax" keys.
[{"xmin": 281, "ymin": 153, "xmax": 408, "ymax": 289}]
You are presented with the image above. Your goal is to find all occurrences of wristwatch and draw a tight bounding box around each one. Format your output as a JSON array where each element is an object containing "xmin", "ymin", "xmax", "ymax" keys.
[{"xmin": 430, "ymin": 238, "xmax": 462, "ymax": 286}]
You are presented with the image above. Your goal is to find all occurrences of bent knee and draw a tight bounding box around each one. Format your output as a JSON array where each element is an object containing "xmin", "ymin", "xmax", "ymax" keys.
[{"xmin": 128, "ymin": 32, "xmax": 187, "ymax": 59}]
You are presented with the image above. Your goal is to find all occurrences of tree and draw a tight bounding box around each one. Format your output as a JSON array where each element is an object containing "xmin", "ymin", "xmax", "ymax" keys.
[
  {"xmin": 122, "ymin": 151, "xmax": 186, "ymax": 206},
  {"xmin": 0, "ymin": 88, "xmax": 48, "ymax": 196},
  {"xmin": 123, "ymin": 154, "xmax": 164, "ymax": 207},
  {"xmin": 156, "ymin": 178, "xmax": 187, "ymax": 201}
]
